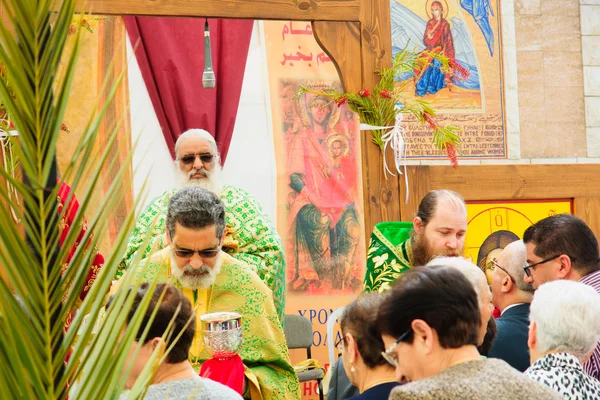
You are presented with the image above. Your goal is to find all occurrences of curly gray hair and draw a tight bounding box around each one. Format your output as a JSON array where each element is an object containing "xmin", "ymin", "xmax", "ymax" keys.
[{"xmin": 166, "ymin": 187, "xmax": 226, "ymax": 239}]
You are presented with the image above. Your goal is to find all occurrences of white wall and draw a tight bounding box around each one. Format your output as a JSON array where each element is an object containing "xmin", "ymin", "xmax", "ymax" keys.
[{"xmin": 127, "ymin": 21, "xmax": 277, "ymax": 221}]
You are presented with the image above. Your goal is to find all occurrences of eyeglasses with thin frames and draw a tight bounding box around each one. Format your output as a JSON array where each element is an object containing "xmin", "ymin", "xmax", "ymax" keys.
[
  {"xmin": 381, "ymin": 329, "xmax": 412, "ymax": 367},
  {"xmin": 178, "ymin": 153, "xmax": 214, "ymax": 165},
  {"xmin": 489, "ymin": 259, "xmax": 515, "ymax": 283},
  {"xmin": 523, "ymin": 254, "xmax": 563, "ymax": 277}
]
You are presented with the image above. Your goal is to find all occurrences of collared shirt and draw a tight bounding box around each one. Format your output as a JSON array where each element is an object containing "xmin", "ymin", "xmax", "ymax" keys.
[
  {"xmin": 580, "ymin": 269, "xmax": 600, "ymax": 380},
  {"xmin": 500, "ymin": 302, "xmax": 527, "ymax": 316},
  {"xmin": 525, "ymin": 352, "xmax": 600, "ymax": 399}
]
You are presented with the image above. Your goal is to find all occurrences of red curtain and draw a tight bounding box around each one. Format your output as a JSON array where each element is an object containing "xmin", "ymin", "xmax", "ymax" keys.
[{"xmin": 124, "ymin": 17, "xmax": 254, "ymax": 163}]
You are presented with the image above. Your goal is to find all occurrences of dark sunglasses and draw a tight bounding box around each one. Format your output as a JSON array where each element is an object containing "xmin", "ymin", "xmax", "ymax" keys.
[
  {"xmin": 523, "ymin": 254, "xmax": 562, "ymax": 277},
  {"xmin": 174, "ymin": 248, "xmax": 219, "ymax": 259},
  {"xmin": 179, "ymin": 153, "xmax": 214, "ymax": 165}
]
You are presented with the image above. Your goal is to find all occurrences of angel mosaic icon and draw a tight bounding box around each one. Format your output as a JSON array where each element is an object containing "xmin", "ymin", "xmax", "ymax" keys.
[{"xmin": 280, "ymin": 80, "xmax": 365, "ymax": 294}]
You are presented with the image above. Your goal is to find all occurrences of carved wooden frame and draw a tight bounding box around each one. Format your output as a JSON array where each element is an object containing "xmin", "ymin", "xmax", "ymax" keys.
[{"xmin": 78, "ymin": 0, "xmax": 400, "ymax": 240}]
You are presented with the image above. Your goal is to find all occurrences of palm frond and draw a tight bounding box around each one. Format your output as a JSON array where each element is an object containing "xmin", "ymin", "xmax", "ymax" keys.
[{"xmin": 0, "ymin": 1, "xmax": 180, "ymax": 399}]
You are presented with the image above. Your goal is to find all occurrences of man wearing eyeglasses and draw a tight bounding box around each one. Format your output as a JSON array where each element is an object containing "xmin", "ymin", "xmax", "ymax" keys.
[
  {"xmin": 487, "ymin": 240, "xmax": 534, "ymax": 372},
  {"xmin": 117, "ymin": 129, "xmax": 286, "ymax": 323},
  {"xmin": 116, "ymin": 187, "xmax": 299, "ymax": 400},
  {"xmin": 523, "ymin": 214, "xmax": 600, "ymax": 380}
]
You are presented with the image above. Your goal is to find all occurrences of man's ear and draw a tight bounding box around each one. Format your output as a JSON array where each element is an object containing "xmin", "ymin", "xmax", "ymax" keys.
[
  {"xmin": 166, "ymin": 230, "xmax": 172, "ymax": 246},
  {"xmin": 413, "ymin": 217, "xmax": 424, "ymax": 235},
  {"xmin": 220, "ymin": 227, "xmax": 227, "ymax": 243},
  {"xmin": 557, "ymin": 255, "xmax": 572, "ymax": 279},
  {"xmin": 501, "ymin": 275, "xmax": 512, "ymax": 293}
]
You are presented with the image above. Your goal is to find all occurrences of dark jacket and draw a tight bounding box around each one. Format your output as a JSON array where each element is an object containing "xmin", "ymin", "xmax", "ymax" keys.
[{"xmin": 487, "ymin": 303, "xmax": 531, "ymax": 372}]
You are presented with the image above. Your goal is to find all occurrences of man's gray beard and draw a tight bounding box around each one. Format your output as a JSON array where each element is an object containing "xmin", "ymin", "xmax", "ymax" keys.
[
  {"xmin": 175, "ymin": 163, "xmax": 224, "ymax": 195},
  {"xmin": 411, "ymin": 233, "xmax": 461, "ymax": 267},
  {"xmin": 170, "ymin": 252, "xmax": 222, "ymax": 290}
]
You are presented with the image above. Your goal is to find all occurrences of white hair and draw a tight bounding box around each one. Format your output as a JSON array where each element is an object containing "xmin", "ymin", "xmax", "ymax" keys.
[
  {"xmin": 530, "ymin": 280, "xmax": 600, "ymax": 360},
  {"xmin": 174, "ymin": 129, "xmax": 220, "ymax": 161},
  {"xmin": 427, "ymin": 256, "xmax": 487, "ymax": 294}
]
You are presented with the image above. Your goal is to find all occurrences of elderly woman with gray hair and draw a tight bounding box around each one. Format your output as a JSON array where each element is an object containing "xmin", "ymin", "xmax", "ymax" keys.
[
  {"xmin": 426, "ymin": 256, "xmax": 494, "ymax": 347},
  {"xmin": 525, "ymin": 280, "xmax": 600, "ymax": 398}
]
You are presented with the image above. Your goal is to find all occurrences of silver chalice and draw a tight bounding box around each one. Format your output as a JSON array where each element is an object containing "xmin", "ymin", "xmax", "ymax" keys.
[{"xmin": 201, "ymin": 312, "xmax": 243, "ymax": 358}]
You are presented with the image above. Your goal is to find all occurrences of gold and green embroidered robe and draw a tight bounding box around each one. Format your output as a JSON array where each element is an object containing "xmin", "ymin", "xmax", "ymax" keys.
[
  {"xmin": 121, "ymin": 248, "xmax": 300, "ymax": 400},
  {"xmin": 117, "ymin": 184, "xmax": 286, "ymax": 322},
  {"xmin": 363, "ymin": 222, "xmax": 414, "ymax": 292}
]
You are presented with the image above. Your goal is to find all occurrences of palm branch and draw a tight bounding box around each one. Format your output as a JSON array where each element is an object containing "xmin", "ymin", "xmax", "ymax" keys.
[
  {"xmin": 296, "ymin": 45, "xmax": 464, "ymax": 166},
  {"xmin": 0, "ymin": 1, "xmax": 175, "ymax": 398}
]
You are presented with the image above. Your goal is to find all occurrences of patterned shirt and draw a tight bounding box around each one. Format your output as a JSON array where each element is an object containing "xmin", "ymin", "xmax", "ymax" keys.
[
  {"xmin": 525, "ymin": 352, "xmax": 600, "ymax": 399},
  {"xmin": 580, "ymin": 269, "xmax": 600, "ymax": 380},
  {"xmin": 117, "ymin": 185, "xmax": 286, "ymax": 323}
]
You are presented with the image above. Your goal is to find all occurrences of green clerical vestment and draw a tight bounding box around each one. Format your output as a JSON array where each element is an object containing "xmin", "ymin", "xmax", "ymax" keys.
[
  {"xmin": 117, "ymin": 184, "xmax": 286, "ymax": 322},
  {"xmin": 363, "ymin": 222, "xmax": 414, "ymax": 292},
  {"xmin": 122, "ymin": 248, "xmax": 300, "ymax": 400}
]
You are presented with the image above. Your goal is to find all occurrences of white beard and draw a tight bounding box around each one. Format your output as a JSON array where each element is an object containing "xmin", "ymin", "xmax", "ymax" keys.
[
  {"xmin": 170, "ymin": 251, "xmax": 222, "ymax": 290},
  {"xmin": 175, "ymin": 163, "xmax": 224, "ymax": 195}
]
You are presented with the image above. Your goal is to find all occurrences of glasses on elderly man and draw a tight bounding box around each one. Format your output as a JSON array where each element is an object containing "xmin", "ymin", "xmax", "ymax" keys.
[
  {"xmin": 523, "ymin": 254, "xmax": 564, "ymax": 277},
  {"xmin": 173, "ymin": 243, "xmax": 221, "ymax": 259},
  {"xmin": 179, "ymin": 153, "xmax": 214, "ymax": 165},
  {"xmin": 381, "ymin": 329, "xmax": 412, "ymax": 367},
  {"xmin": 489, "ymin": 259, "xmax": 515, "ymax": 283}
]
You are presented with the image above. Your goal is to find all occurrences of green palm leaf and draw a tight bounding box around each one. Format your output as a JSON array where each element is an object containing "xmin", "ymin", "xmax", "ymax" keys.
[{"xmin": 0, "ymin": 1, "xmax": 179, "ymax": 399}]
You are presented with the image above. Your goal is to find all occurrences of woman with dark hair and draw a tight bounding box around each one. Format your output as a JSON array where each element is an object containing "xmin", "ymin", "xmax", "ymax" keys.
[
  {"xmin": 377, "ymin": 265, "xmax": 562, "ymax": 399},
  {"xmin": 115, "ymin": 283, "xmax": 242, "ymax": 400},
  {"xmin": 338, "ymin": 293, "xmax": 398, "ymax": 399}
]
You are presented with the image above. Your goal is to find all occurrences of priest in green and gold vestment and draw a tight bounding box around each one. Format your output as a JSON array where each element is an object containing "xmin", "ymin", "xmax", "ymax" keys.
[
  {"xmin": 117, "ymin": 186, "xmax": 299, "ymax": 400},
  {"xmin": 118, "ymin": 129, "xmax": 286, "ymax": 322},
  {"xmin": 363, "ymin": 190, "xmax": 468, "ymax": 292}
]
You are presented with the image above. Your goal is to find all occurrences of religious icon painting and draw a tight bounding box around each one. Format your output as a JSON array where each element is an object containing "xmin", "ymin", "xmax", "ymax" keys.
[
  {"xmin": 392, "ymin": 0, "xmax": 506, "ymax": 159},
  {"xmin": 276, "ymin": 79, "xmax": 366, "ymax": 295}
]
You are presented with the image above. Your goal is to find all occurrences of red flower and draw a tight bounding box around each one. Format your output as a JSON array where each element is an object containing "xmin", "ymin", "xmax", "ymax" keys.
[
  {"xmin": 358, "ymin": 89, "xmax": 370, "ymax": 97},
  {"xmin": 448, "ymin": 58, "xmax": 470, "ymax": 79},
  {"xmin": 336, "ymin": 96, "xmax": 347, "ymax": 107},
  {"xmin": 68, "ymin": 24, "xmax": 77, "ymax": 35},
  {"xmin": 446, "ymin": 143, "xmax": 459, "ymax": 168},
  {"xmin": 8, "ymin": 120, "xmax": 15, "ymax": 129},
  {"xmin": 423, "ymin": 112, "xmax": 437, "ymax": 130},
  {"xmin": 61, "ymin": 123, "xmax": 70, "ymax": 133},
  {"xmin": 379, "ymin": 90, "xmax": 392, "ymax": 99}
]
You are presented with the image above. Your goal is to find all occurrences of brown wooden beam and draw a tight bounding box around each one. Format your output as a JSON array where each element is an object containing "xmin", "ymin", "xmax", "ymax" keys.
[
  {"xmin": 357, "ymin": 0, "xmax": 400, "ymax": 235},
  {"xmin": 78, "ymin": 0, "xmax": 360, "ymax": 21},
  {"xmin": 428, "ymin": 164, "xmax": 600, "ymax": 200}
]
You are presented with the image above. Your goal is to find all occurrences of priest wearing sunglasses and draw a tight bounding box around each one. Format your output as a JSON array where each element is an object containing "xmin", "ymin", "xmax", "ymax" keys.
[
  {"xmin": 117, "ymin": 128, "xmax": 286, "ymax": 324},
  {"xmin": 115, "ymin": 187, "xmax": 299, "ymax": 400}
]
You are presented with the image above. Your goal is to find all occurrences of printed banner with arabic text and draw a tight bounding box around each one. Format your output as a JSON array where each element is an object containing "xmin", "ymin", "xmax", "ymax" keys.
[{"xmin": 263, "ymin": 20, "xmax": 366, "ymax": 399}]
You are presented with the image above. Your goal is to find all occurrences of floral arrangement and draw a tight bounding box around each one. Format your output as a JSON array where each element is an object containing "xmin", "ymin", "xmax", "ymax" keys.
[{"xmin": 296, "ymin": 46, "xmax": 470, "ymax": 168}]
